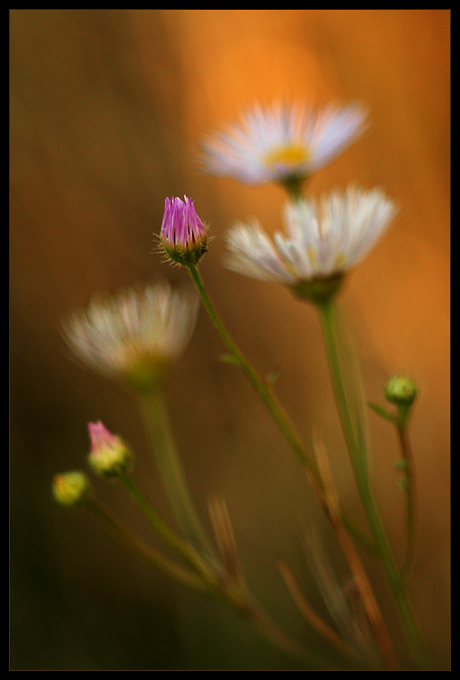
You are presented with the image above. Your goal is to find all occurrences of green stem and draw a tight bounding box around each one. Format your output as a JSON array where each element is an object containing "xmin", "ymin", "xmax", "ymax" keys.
[
  {"xmin": 188, "ymin": 266, "xmax": 317, "ymax": 474},
  {"xmin": 316, "ymin": 298, "xmax": 370, "ymax": 493},
  {"xmin": 187, "ymin": 264, "xmax": 375, "ymax": 553},
  {"xmin": 316, "ymin": 297, "xmax": 429, "ymax": 669},
  {"xmin": 119, "ymin": 475, "xmax": 337, "ymax": 669},
  {"xmin": 87, "ymin": 495, "xmax": 207, "ymax": 593},
  {"xmin": 136, "ymin": 386, "xmax": 217, "ymax": 563},
  {"xmin": 250, "ymin": 605, "xmax": 342, "ymax": 670},
  {"xmin": 120, "ymin": 472, "xmax": 217, "ymax": 584},
  {"xmin": 396, "ymin": 423, "xmax": 417, "ymax": 582}
]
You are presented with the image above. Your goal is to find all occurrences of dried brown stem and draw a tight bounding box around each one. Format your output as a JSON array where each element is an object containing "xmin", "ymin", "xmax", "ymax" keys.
[{"xmin": 313, "ymin": 434, "xmax": 399, "ymax": 670}]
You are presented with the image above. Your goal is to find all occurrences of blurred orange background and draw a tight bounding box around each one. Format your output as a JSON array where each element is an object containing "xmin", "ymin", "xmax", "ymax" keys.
[{"xmin": 10, "ymin": 10, "xmax": 450, "ymax": 670}]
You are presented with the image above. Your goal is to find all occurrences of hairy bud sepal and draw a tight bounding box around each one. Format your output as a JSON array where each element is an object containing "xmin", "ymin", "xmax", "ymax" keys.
[{"xmin": 160, "ymin": 196, "xmax": 208, "ymax": 267}]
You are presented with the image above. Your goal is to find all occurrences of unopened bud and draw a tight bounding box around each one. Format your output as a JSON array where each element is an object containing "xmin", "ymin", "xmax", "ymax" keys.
[
  {"xmin": 384, "ymin": 375, "xmax": 418, "ymax": 407},
  {"xmin": 87, "ymin": 421, "xmax": 132, "ymax": 478},
  {"xmin": 160, "ymin": 196, "xmax": 208, "ymax": 267},
  {"xmin": 52, "ymin": 471, "xmax": 90, "ymax": 507}
]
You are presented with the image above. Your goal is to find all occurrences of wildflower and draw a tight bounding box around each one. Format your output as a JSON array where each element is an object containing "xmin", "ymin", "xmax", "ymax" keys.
[
  {"xmin": 87, "ymin": 421, "xmax": 132, "ymax": 478},
  {"xmin": 52, "ymin": 471, "xmax": 90, "ymax": 507},
  {"xmin": 225, "ymin": 185, "xmax": 397, "ymax": 304},
  {"xmin": 200, "ymin": 101, "xmax": 368, "ymax": 192},
  {"xmin": 63, "ymin": 282, "xmax": 198, "ymax": 391},
  {"xmin": 160, "ymin": 195, "xmax": 208, "ymax": 266},
  {"xmin": 384, "ymin": 376, "xmax": 418, "ymax": 408}
]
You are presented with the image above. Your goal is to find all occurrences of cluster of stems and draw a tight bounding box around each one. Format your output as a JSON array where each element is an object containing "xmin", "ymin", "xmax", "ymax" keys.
[
  {"xmin": 59, "ymin": 249, "xmax": 428, "ymax": 669},
  {"xmin": 79, "ymin": 389, "xmax": 344, "ymax": 670},
  {"xmin": 56, "ymin": 181, "xmax": 429, "ymax": 671},
  {"xmin": 185, "ymin": 261, "xmax": 428, "ymax": 670}
]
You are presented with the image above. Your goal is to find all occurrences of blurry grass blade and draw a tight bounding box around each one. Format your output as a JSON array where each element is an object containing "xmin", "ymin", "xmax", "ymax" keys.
[
  {"xmin": 278, "ymin": 560, "xmax": 357, "ymax": 661},
  {"xmin": 208, "ymin": 496, "xmax": 243, "ymax": 582},
  {"xmin": 300, "ymin": 520, "xmax": 374, "ymax": 657}
]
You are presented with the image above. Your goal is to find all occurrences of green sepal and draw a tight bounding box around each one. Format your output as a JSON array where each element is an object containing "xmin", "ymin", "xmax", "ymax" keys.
[{"xmin": 368, "ymin": 402, "xmax": 395, "ymax": 423}]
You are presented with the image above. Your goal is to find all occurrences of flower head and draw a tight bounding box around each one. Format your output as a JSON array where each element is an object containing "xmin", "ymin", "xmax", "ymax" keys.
[
  {"xmin": 87, "ymin": 421, "xmax": 132, "ymax": 478},
  {"xmin": 225, "ymin": 185, "xmax": 397, "ymax": 304},
  {"xmin": 63, "ymin": 282, "xmax": 198, "ymax": 391},
  {"xmin": 200, "ymin": 101, "xmax": 368, "ymax": 191},
  {"xmin": 384, "ymin": 376, "xmax": 418, "ymax": 408},
  {"xmin": 160, "ymin": 195, "xmax": 208, "ymax": 266},
  {"xmin": 52, "ymin": 471, "xmax": 90, "ymax": 507}
]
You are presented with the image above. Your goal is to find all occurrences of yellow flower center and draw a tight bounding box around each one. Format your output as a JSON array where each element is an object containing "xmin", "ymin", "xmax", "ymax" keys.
[
  {"xmin": 334, "ymin": 253, "xmax": 346, "ymax": 269},
  {"xmin": 120, "ymin": 349, "xmax": 170, "ymax": 392},
  {"xmin": 264, "ymin": 144, "xmax": 310, "ymax": 171}
]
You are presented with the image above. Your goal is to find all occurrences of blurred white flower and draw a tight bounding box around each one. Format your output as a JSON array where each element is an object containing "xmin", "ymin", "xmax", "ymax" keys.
[
  {"xmin": 63, "ymin": 282, "xmax": 199, "ymax": 389},
  {"xmin": 201, "ymin": 101, "xmax": 368, "ymax": 188}
]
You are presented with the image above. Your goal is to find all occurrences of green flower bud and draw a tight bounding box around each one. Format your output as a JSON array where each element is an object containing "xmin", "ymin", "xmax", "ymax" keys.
[
  {"xmin": 52, "ymin": 471, "xmax": 90, "ymax": 507},
  {"xmin": 384, "ymin": 375, "xmax": 418, "ymax": 407}
]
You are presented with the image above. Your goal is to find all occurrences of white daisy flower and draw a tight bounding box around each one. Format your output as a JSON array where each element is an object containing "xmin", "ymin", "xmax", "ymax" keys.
[
  {"xmin": 63, "ymin": 282, "xmax": 199, "ymax": 390},
  {"xmin": 200, "ymin": 101, "xmax": 368, "ymax": 190},
  {"xmin": 225, "ymin": 185, "xmax": 397, "ymax": 303}
]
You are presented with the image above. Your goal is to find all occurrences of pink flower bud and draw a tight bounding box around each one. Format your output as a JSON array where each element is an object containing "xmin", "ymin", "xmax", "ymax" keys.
[
  {"xmin": 160, "ymin": 195, "xmax": 208, "ymax": 266},
  {"xmin": 87, "ymin": 421, "xmax": 132, "ymax": 478}
]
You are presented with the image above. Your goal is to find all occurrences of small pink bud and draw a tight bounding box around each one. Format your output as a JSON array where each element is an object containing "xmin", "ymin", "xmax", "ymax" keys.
[
  {"xmin": 160, "ymin": 195, "xmax": 208, "ymax": 266},
  {"xmin": 87, "ymin": 421, "xmax": 132, "ymax": 478}
]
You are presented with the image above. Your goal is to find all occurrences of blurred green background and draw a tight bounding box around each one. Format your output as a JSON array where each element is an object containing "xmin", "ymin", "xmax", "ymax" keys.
[{"xmin": 10, "ymin": 10, "xmax": 450, "ymax": 670}]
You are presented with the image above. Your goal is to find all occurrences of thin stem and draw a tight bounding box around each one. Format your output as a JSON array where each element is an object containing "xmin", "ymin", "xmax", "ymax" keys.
[
  {"xmin": 87, "ymin": 484, "xmax": 345, "ymax": 668},
  {"xmin": 316, "ymin": 298, "xmax": 371, "ymax": 486},
  {"xmin": 120, "ymin": 475, "xmax": 338, "ymax": 668},
  {"xmin": 250, "ymin": 604, "xmax": 341, "ymax": 670},
  {"xmin": 187, "ymin": 266, "xmax": 314, "ymax": 475},
  {"xmin": 316, "ymin": 297, "xmax": 430, "ymax": 669},
  {"xmin": 396, "ymin": 424, "xmax": 417, "ymax": 582},
  {"xmin": 278, "ymin": 560, "xmax": 359, "ymax": 663},
  {"xmin": 87, "ymin": 495, "xmax": 207, "ymax": 593},
  {"xmin": 219, "ymin": 584, "xmax": 346, "ymax": 670},
  {"xmin": 136, "ymin": 386, "xmax": 217, "ymax": 562},
  {"xmin": 206, "ymin": 502, "xmax": 342, "ymax": 669},
  {"xmin": 313, "ymin": 435, "xmax": 398, "ymax": 670},
  {"xmin": 91, "ymin": 482, "xmax": 337, "ymax": 667},
  {"xmin": 187, "ymin": 263, "xmax": 373, "ymax": 552},
  {"xmin": 119, "ymin": 472, "xmax": 217, "ymax": 584}
]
